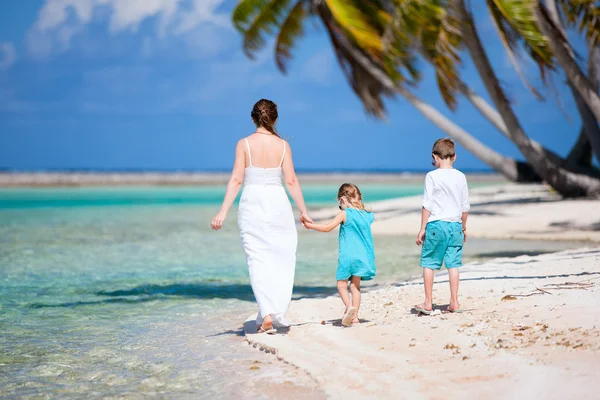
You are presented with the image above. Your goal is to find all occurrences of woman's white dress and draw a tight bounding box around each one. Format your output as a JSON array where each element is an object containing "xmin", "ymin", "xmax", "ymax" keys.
[{"xmin": 238, "ymin": 138, "xmax": 297, "ymax": 327}]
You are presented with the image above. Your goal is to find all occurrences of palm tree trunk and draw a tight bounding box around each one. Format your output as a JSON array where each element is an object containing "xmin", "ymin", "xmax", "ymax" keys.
[
  {"xmin": 545, "ymin": 0, "xmax": 600, "ymax": 163},
  {"xmin": 568, "ymin": 43, "xmax": 600, "ymax": 167},
  {"xmin": 453, "ymin": 0, "xmax": 600, "ymax": 197},
  {"xmin": 534, "ymin": 3, "xmax": 600, "ymax": 123},
  {"xmin": 568, "ymin": 127, "xmax": 593, "ymax": 167},
  {"xmin": 457, "ymin": 80, "xmax": 598, "ymax": 176}
]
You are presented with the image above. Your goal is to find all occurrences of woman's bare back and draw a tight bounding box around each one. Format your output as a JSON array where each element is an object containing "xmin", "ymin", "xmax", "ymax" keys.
[{"xmin": 245, "ymin": 133, "xmax": 286, "ymax": 169}]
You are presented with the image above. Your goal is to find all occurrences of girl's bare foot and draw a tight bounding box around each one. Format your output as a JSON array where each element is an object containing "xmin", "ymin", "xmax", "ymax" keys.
[{"xmin": 341, "ymin": 307, "xmax": 357, "ymax": 327}]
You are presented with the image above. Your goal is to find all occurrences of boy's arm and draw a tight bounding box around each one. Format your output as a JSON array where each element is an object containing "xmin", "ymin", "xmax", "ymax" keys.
[
  {"xmin": 461, "ymin": 177, "xmax": 470, "ymax": 243},
  {"xmin": 416, "ymin": 207, "xmax": 431, "ymax": 246},
  {"xmin": 417, "ymin": 174, "xmax": 434, "ymax": 246},
  {"xmin": 304, "ymin": 211, "xmax": 346, "ymax": 232},
  {"xmin": 461, "ymin": 212, "xmax": 468, "ymax": 243}
]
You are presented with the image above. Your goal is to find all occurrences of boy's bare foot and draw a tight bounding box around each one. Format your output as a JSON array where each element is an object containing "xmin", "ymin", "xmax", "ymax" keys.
[
  {"xmin": 414, "ymin": 303, "xmax": 433, "ymax": 315},
  {"xmin": 448, "ymin": 301, "xmax": 460, "ymax": 312}
]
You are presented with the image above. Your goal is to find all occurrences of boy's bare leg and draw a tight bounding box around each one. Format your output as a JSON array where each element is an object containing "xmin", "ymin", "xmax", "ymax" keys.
[
  {"xmin": 350, "ymin": 276, "xmax": 361, "ymax": 323},
  {"xmin": 337, "ymin": 280, "xmax": 351, "ymax": 310},
  {"xmin": 448, "ymin": 268, "xmax": 460, "ymax": 311},
  {"xmin": 419, "ymin": 268, "xmax": 435, "ymax": 311}
]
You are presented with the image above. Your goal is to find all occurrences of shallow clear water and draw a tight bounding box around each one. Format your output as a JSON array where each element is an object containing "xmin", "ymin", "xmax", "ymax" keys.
[{"xmin": 0, "ymin": 184, "xmax": 585, "ymax": 398}]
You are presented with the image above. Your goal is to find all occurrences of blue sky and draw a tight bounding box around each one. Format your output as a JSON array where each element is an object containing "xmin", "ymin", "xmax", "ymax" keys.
[{"xmin": 0, "ymin": 0, "xmax": 594, "ymax": 171}]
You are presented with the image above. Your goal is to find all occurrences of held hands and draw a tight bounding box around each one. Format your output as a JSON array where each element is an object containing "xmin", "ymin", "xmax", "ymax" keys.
[
  {"xmin": 300, "ymin": 212, "xmax": 313, "ymax": 229},
  {"xmin": 416, "ymin": 229, "xmax": 426, "ymax": 246},
  {"xmin": 211, "ymin": 211, "xmax": 227, "ymax": 231}
]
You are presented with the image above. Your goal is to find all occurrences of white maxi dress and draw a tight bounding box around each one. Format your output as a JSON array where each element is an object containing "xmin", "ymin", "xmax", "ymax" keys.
[{"xmin": 238, "ymin": 138, "xmax": 297, "ymax": 328}]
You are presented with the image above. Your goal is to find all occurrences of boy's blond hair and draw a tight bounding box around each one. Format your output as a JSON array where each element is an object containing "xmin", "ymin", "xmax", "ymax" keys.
[{"xmin": 432, "ymin": 138, "xmax": 456, "ymax": 160}]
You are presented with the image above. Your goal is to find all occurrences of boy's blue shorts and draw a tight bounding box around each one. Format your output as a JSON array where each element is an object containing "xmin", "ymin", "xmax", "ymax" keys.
[{"xmin": 420, "ymin": 220, "xmax": 464, "ymax": 270}]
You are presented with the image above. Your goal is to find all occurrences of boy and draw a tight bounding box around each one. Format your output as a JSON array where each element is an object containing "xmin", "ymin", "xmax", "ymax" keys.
[{"xmin": 415, "ymin": 138, "xmax": 470, "ymax": 315}]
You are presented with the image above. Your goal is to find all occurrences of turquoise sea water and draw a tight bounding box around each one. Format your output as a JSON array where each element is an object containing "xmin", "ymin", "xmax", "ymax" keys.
[{"xmin": 0, "ymin": 184, "xmax": 585, "ymax": 399}]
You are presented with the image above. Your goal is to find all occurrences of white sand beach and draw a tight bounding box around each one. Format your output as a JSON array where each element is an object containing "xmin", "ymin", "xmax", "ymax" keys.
[{"xmin": 245, "ymin": 184, "xmax": 600, "ymax": 399}]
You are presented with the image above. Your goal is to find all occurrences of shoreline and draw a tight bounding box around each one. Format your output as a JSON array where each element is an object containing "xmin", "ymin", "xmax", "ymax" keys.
[
  {"xmin": 243, "ymin": 247, "xmax": 600, "ymax": 399},
  {"xmin": 0, "ymin": 171, "xmax": 506, "ymax": 187}
]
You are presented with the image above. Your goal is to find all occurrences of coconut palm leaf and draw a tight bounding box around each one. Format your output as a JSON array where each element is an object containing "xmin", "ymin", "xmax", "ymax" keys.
[
  {"xmin": 384, "ymin": 0, "xmax": 462, "ymax": 109},
  {"xmin": 232, "ymin": 0, "xmax": 294, "ymax": 59},
  {"xmin": 232, "ymin": 0, "xmax": 270, "ymax": 32},
  {"xmin": 487, "ymin": 0, "xmax": 546, "ymax": 99},
  {"xmin": 324, "ymin": 0, "xmax": 384, "ymax": 58},
  {"xmin": 317, "ymin": 3, "xmax": 395, "ymax": 117},
  {"xmin": 558, "ymin": 0, "xmax": 600, "ymax": 46},
  {"xmin": 486, "ymin": 0, "xmax": 554, "ymax": 98},
  {"xmin": 275, "ymin": 1, "xmax": 308, "ymax": 73}
]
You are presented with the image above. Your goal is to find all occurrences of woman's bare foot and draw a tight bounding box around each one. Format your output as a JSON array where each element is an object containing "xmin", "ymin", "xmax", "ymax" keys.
[{"xmin": 262, "ymin": 315, "xmax": 273, "ymax": 330}]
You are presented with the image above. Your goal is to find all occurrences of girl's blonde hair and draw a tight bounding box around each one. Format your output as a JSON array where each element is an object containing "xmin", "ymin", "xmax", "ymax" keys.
[{"xmin": 338, "ymin": 183, "xmax": 370, "ymax": 211}]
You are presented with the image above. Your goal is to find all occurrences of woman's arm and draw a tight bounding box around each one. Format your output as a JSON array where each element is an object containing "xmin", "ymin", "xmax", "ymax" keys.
[
  {"xmin": 211, "ymin": 140, "xmax": 245, "ymax": 231},
  {"xmin": 281, "ymin": 143, "xmax": 313, "ymax": 223},
  {"xmin": 304, "ymin": 211, "xmax": 346, "ymax": 232}
]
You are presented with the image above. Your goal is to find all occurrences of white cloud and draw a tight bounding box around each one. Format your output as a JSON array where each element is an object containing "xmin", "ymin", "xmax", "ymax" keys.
[
  {"xmin": 301, "ymin": 50, "xmax": 333, "ymax": 85},
  {"xmin": 27, "ymin": 0, "xmax": 230, "ymax": 58},
  {"xmin": 0, "ymin": 42, "xmax": 17, "ymax": 70}
]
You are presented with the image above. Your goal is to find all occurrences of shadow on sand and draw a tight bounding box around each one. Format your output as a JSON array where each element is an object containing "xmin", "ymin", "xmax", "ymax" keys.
[{"xmin": 27, "ymin": 283, "xmax": 339, "ymax": 309}]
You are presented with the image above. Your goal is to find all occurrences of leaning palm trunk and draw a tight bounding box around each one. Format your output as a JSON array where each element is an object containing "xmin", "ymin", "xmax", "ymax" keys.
[
  {"xmin": 457, "ymin": 80, "xmax": 598, "ymax": 177},
  {"xmin": 398, "ymin": 87, "xmax": 539, "ymax": 182},
  {"xmin": 568, "ymin": 43, "xmax": 600, "ymax": 167},
  {"xmin": 453, "ymin": 0, "xmax": 600, "ymax": 197},
  {"xmin": 534, "ymin": 3, "xmax": 600, "ymax": 124},
  {"xmin": 544, "ymin": 0, "xmax": 600, "ymax": 163},
  {"xmin": 419, "ymin": 50, "xmax": 593, "ymax": 177},
  {"xmin": 317, "ymin": 8, "xmax": 539, "ymax": 182}
]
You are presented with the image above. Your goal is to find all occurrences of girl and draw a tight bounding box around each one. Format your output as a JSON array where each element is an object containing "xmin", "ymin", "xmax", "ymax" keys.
[{"xmin": 302, "ymin": 183, "xmax": 375, "ymax": 326}]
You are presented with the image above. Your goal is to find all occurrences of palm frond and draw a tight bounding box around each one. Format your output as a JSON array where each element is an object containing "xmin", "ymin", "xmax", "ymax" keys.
[
  {"xmin": 324, "ymin": 0, "xmax": 384, "ymax": 57},
  {"xmin": 275, "ymin": 1, "xmax": 308, "ymax": 73},
  {"xmin": 487, "ymin": 0, "xmax": 545, "ymax": 99},
  {"xmin": 558, "ymin": 0, "xmax": 600, "ymax": 46},
  {"xmin": 233, "ymin": 0, "xmax": 294, "ymax": 59},
  {"xmin": 232, "ymin": 0, "xmax": 270, "ymax": 32},
  {"xmin": 385, "ymin": 0, "xmax": 462, "ymax": 109},
  {"xmin": 317, "ymin": 3, "xmax": 395, "ymax": 118},
  {"xmin": 489, "ymin": 0, "xmax": 553, "ymax": 65}
]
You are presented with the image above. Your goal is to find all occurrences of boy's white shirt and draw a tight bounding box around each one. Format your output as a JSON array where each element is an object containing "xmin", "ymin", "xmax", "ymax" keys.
[{"xmin": 422, "ymin": 168, "xmax": 470, "ymax": 223}]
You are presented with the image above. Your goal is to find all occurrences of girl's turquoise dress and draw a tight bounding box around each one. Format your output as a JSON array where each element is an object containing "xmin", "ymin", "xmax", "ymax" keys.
[{"xmin": 337, "ymin": 208, "xmax": 376, "ymax": 281}]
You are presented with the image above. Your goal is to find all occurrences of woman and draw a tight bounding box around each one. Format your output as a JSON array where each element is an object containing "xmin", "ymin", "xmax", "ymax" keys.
[{"xmin": 211, "ymin": 99, "xmax": 312, "ymax": 333}]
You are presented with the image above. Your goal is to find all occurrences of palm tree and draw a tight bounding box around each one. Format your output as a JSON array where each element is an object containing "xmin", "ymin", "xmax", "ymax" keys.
[
  {"xmin": 535, "ymin": 1, "xmax": 600, "ymax": 126},
  {"xmin": 232, "ymin": 0, "xmax": 540, "ymax": 182},
  {"xmin": 543, "ymin": 0, "xmax": 600, "ymax": 163},
  {"xmin": 232, "ymin": 0, "xmax": 600, "ymax": 195},
  {"xmin": 382, "ymin": 0, "xmax": 596, "ymax": 176},
  {"xmin": 451, "ymin": 0, "xmax": 600, "ymax": 196}
]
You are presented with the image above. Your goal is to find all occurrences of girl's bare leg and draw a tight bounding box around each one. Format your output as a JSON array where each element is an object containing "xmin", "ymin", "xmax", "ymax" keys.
[
  {"xmin": 337, "ymin": 280, "xmax": 350, "ymax": 309},
  {"xmin": 350, "ymin": 276, "xmax": 361, "ymax": 323}
]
